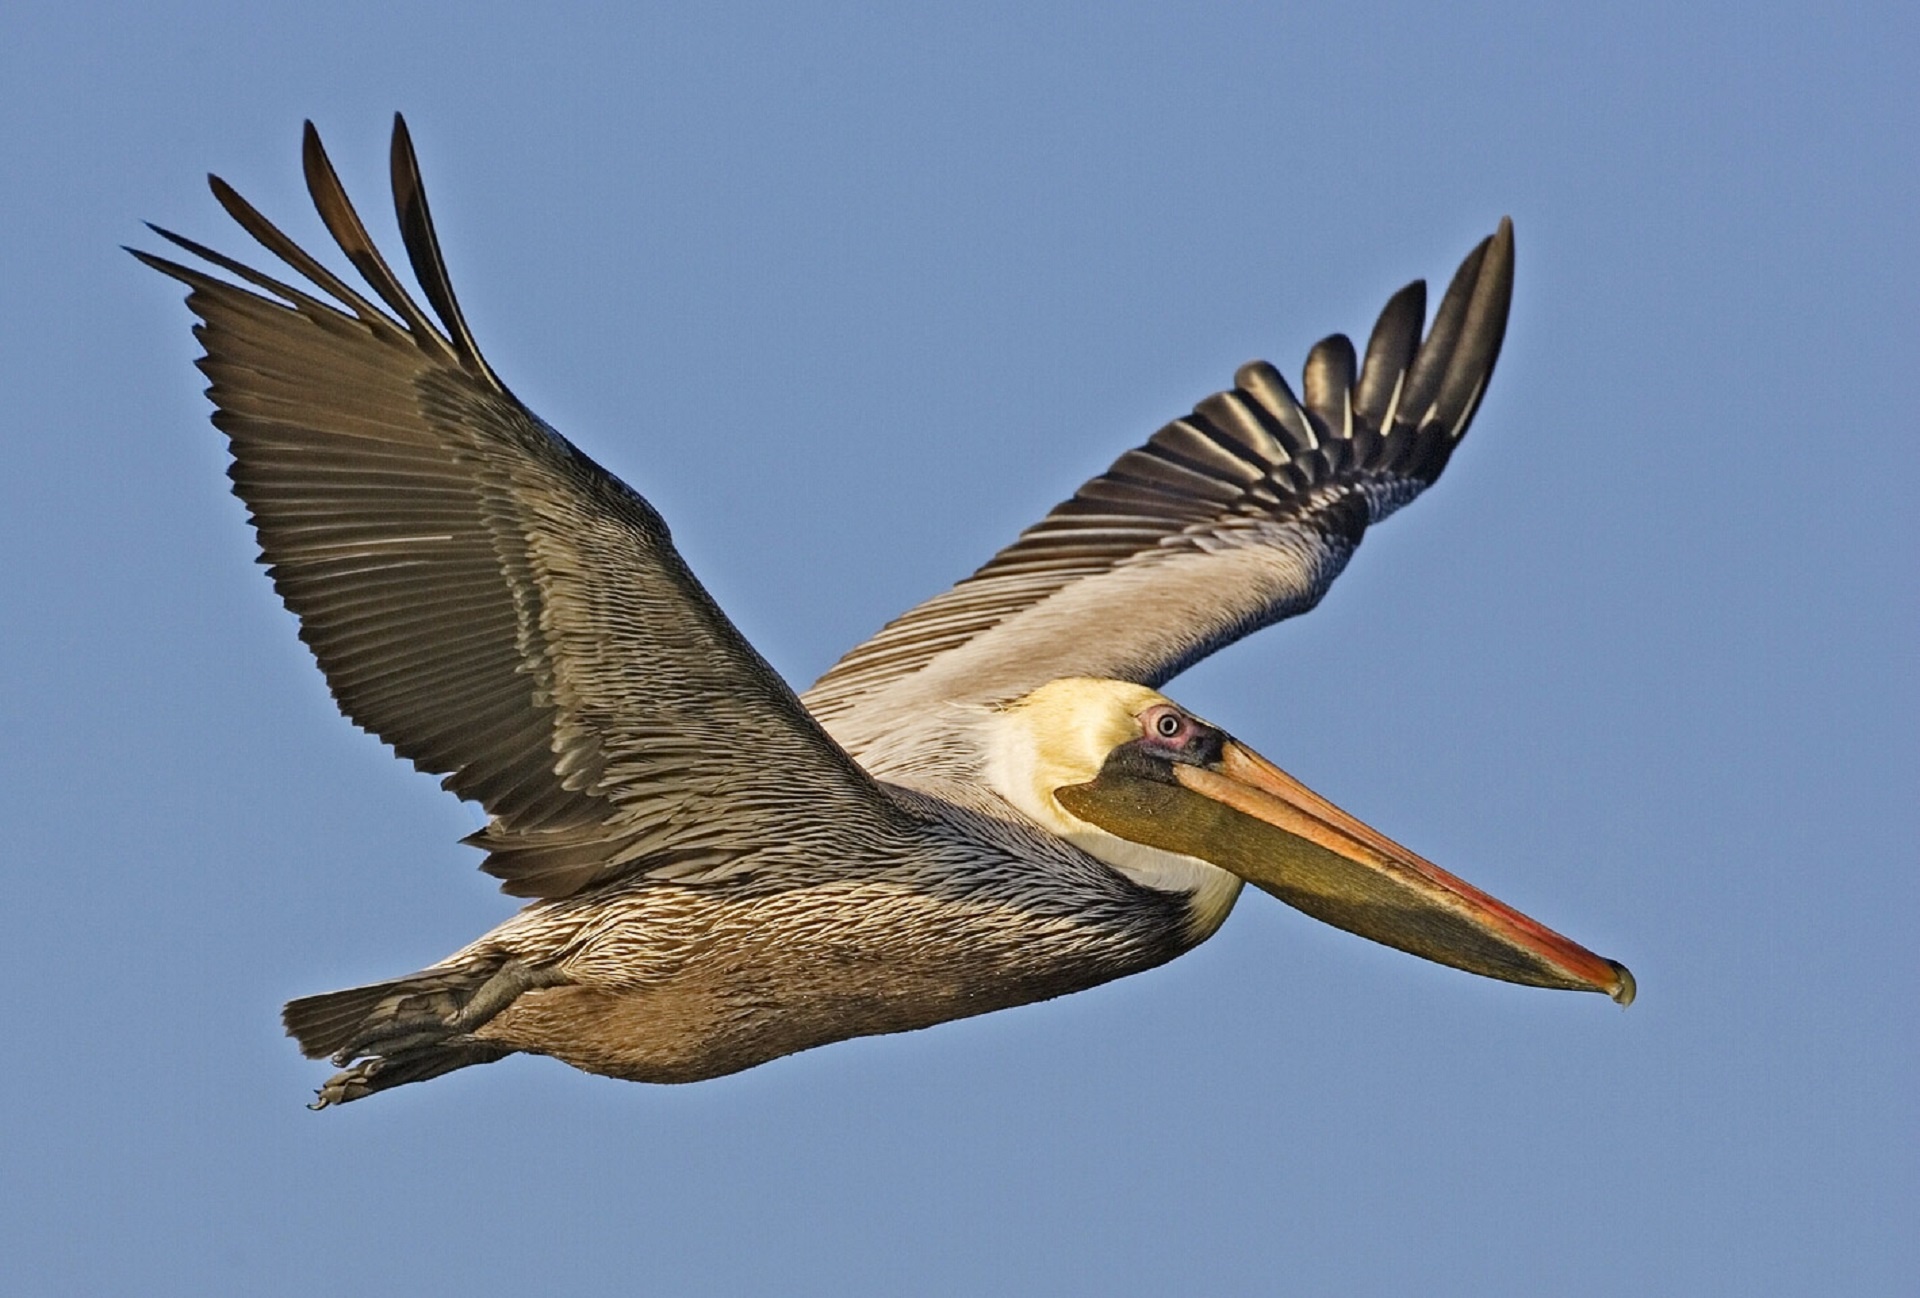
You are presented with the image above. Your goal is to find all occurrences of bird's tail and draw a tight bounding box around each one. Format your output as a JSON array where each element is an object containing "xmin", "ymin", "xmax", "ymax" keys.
[{"xmin": 283, "ymin": 959, "xmax": 551, "ymax": 1107}]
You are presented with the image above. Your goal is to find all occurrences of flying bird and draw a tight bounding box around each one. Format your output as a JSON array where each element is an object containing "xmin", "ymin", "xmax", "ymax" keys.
[{"xmin": 138, "ymin": 116, "xmax": 1632, "ymax": 1108}]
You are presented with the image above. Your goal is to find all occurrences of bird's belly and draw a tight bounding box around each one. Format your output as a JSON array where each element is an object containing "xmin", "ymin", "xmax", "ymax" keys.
[
  {"xmin": 471, "ymin": 881, "xmax": 1192, "ymax": 1084},
  {"xmin": 476, "ymin": 970, "xmax": 1048, "ymax": 1084}
]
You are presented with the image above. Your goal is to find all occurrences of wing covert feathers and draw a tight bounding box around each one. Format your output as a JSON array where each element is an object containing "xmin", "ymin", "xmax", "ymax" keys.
[
  {"xmin": 140, "ymin": 116, "xmax": 910, "ymax": 898},
  {"xmin": 805, "ymin": 221, "xmax": 1515, "ymax": 748},
  {"xmin": 142, "ymin": 122, "xmax": 1514, "ymax": 884}
]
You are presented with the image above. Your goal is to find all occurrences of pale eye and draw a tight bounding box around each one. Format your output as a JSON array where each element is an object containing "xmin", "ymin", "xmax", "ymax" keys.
[{"xmin": 1144, "ymin": 706, "xmax": 1188, "ymax": 741}]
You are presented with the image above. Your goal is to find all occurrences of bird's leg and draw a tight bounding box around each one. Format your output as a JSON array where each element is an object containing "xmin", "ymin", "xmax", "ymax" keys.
[
  {"xmin": 309, "ymin": 960, "xmax": 572, "ymax": 1107},
  {"xmin": 328, "ymin": 958, "xmax": 566, "ymax": 1067},
  {"xmin": 445, "ymin": 958, "xmax": 567, "ymax": 1032},
  {"xmin": 311, "ymin": 1040, "xmax": 515, "ymax": 1109}
]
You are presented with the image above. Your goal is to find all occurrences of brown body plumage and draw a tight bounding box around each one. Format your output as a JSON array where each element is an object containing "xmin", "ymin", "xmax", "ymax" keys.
[
  {"xmin": 286, "ymin": 786, "xmax": 1203, "ymax": 1101},
  {"xmin": 141, "ymin": 118, "xmax": 1628, "ymax": 1107}
]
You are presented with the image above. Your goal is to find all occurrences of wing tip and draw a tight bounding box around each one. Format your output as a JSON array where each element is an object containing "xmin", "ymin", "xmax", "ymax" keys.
[
  {"xmin": 152, "ymin": 117, "xmax": 507, "ymax": 393},
  {"xmin": 386, "ymin": 112, "xmax": 503, "ymax": 389}
]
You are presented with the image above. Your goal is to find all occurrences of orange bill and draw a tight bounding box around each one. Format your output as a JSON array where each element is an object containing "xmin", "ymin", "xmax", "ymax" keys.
[{"xmin": 1058, "ymin": 739, "xmax": 1634, "ymax": 1002}]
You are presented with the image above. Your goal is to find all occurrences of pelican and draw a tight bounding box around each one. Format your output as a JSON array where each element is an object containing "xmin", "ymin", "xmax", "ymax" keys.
[{"xmin": 138, "ymin": 117, "xmax": 1632, "ymax": 1107}]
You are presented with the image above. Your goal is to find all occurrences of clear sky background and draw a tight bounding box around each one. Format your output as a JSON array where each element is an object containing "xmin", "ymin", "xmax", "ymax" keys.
[{"xmin": 3, "ymin": 2, "xmax": 1913, "ymax": 1294}]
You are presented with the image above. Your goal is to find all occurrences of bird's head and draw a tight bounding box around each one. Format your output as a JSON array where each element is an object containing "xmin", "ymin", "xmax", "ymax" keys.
[{"xmin": 985, "ymin": 677, "xmax": 1633, "ymax": 1002}]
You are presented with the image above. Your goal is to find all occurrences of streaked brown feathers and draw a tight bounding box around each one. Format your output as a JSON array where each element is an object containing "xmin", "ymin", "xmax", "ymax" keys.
[{"xmin": 137, "ymin": 116, "xmax": 913, "ymax": 900}]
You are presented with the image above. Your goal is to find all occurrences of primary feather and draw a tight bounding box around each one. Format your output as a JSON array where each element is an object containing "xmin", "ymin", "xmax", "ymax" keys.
[{"xmin": 805, "ymin": 223, "xmax": 1513, "ymax": 768}]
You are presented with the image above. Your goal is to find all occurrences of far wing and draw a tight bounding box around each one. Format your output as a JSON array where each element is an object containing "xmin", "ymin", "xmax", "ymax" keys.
[
  {"xmin": 804, "ymin": 223, "xmax": 1514, "ymax": 760},
  {"xmin": 139, "ymin": 117, "xmax": 918, "ymax": 899}
]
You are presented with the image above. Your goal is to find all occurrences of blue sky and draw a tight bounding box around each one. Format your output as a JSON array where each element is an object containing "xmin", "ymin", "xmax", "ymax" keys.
[{"xmin": 4, "ymin": 2, "xmax": 1913, "ymax": 1293}]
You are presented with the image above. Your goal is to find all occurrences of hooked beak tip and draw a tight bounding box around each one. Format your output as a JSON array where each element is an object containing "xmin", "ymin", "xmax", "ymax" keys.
[{"xmin": 1605, "ymin": 961, "xmax": 1637, "ymax": 1007}]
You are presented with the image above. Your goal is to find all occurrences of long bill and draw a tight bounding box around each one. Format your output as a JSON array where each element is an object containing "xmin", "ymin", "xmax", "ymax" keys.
[{"xmin": 1056, "ymin": 741, "xmax": 1634, "ymax": 1003}]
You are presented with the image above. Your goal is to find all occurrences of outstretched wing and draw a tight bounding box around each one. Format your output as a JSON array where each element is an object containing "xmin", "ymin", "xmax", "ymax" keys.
[
  {"xmin": 138, "ymin": 116, "xmax": 917, "ymax": 899},
  {"xmin": 803, "ymin": 223, "xmax": 1514, "ymax": 761}
]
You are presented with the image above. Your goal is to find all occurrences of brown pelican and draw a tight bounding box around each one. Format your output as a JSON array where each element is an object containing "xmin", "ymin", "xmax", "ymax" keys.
[{"xmin": 138, "ymin": 116, "xmax": 1632, "ymax": 1107}]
